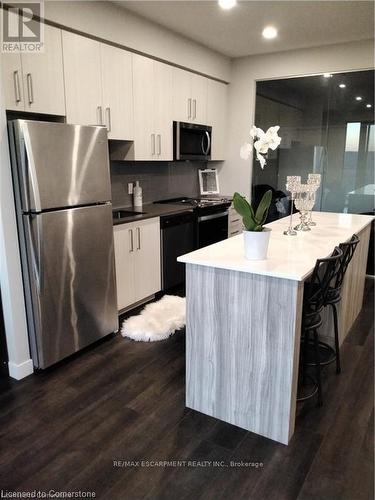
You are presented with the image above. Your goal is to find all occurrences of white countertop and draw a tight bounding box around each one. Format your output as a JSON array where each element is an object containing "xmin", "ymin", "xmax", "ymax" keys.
[{"xmin": 178, "ymin": 212, "xmax": 374, "ymax": 281}]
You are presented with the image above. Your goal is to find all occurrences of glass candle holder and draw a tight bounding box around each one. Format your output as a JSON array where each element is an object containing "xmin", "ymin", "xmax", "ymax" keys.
[
  {"xmin": 294, "ymin": 184, "xmax": 314, "ymax": 231},
  {"xmin": 307, "ymin": 173, "xmax": 321, "ymax": 226},
  {"xmin": 283, "ymin": 176, "xmax": 301, "ymax": 236}
]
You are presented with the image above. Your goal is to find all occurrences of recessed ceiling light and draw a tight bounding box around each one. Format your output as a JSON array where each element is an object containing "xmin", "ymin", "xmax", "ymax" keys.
[
  {"xmin": 262, "ymin": 26, "xmax": 278, "ymax": 39},
  {"xmin": 323, "ymin": 73, "xmax": 332, "ymax": 78},
  {"xmin": 339, "ymin": 83, "xmax": 346, "ymax": 88},
  {"xmin": 366, "ymin": 104, "xmax": 372, "ymax": 108},
  {"xmin": 218, "ymin": 0, "xmax": 237, "ymax": 10},
  {"xmin": 355, "ymin": 96, "xmax": 363, "ymax": 101}
]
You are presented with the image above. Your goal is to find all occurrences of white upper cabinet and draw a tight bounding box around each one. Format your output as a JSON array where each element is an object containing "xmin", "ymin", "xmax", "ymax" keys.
[
  {"xmin": 133, "ymin": 55, "xmax": 154, "ymax": 161},
  {"xmin": 21, "ymin": 25, "xmax": 65, "ymax": 115},
  {"xmin": 2, "ymin": 10, "xmax": 23, "ymax": 111},
  {"xmin": 172, "ymin": 68, "xmax": 192, "ymax": 123},
  {"xmin": 63, "ymin": 32, "xmax": 134, "ymax": 139},
  {"xmin": 2, "ymin": 52, "xmax": 24, "ymax": 112},
  {"xmin": 153, "ymin": 61, "xmax": 173, "ymax": 161},
  {"xmin": 172, "ymin": 68, "xmax": 207, "ymax": 125},
  {"xmin": 62, "ymin": 31, "xmax": 103, "ymax": 126},
  {"xmin": 2, "ymin": 21, "xmax": 65, "ymax": 115},
  {"xmin": 133, "ymin": 54, "xmax": 173, "ymax": 161},
  {"xmin": 2, "ymin": 19, "xmax": 227, "ymax": 158},
  {"xmin": 207, "ymin": 80, "xmax": 228, "ymax": 161},
  {"xmin": 100, "ymin": 44, "xmax": 134, "ymax": 140},
  {"xmin": 191, "ymin": 73, "xmax": 207, "ymax": 125}
]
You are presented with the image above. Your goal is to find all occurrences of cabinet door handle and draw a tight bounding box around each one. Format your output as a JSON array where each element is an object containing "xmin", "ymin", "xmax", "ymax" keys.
[
  {"xmin": 188, "ymin": 98, "xmax": 192, "ymax": 119},
  {"xmin": 157, "ymin": 134, "xmax": 161, "ymax": 156},
  {"xmin": 106, "ymin": 107, "xmax": 111, "ymax": 132},
  {"xmin": 151, "ymin": 134, "xmax": 155, "ymax": 155},
  {"xmin": 129, "ymin": 229, "xmax": 134, "ymax": 252},
  {"xmin": 193, "ymin": 99, "xmax": 197, "ymax": 120},
  {"xmin": 97, "ymin": 106, "xmax": 103, "ymax": 125},
  {"xmin": 137, "ymin": 227, "xmax": 141, "ymax": 250},
  {"xmin": 13, "ymin": 70, "xmax": 21, "ymax": 103},
  {"xmin": 26, "ymin": 73, "xmax": 34, "ymax": 105}
]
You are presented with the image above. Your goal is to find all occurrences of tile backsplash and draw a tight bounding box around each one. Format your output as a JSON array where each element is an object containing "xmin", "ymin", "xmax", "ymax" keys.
[{"xmin": 110, "ymin": 161, "xmax": 205, "ymax": 208}]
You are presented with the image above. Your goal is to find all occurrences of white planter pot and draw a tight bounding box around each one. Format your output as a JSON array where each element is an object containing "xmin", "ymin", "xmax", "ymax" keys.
[{"xmin": 243, "ymin": 228, "xmax": 271, "ymax": 260}]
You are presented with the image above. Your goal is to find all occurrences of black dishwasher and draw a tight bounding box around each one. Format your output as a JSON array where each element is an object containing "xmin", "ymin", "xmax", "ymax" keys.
[{"xmin": 160, "ymin": 211, "xmax": 197, "ymax": 291}]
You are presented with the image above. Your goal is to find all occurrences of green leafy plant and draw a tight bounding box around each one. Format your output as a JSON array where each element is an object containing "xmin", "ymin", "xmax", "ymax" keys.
[{"xmin": 233, "ymin": 190, "xmax": 272, "ymax": 232}]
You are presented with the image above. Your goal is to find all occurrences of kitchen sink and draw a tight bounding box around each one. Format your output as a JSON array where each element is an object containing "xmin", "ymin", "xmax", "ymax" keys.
[{"xmin": 113, "ymin": 209, "xmax": 145, "ymax": 219}]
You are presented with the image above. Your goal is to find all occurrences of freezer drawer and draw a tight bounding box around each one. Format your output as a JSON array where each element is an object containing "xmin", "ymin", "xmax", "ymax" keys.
[
  {"xmin": 24, "ymin": 204, "xmax": 118, "ymax": 368},
  {"xmin": 10, "ymin": 120, "xmax": 111, "ymax": 211}
]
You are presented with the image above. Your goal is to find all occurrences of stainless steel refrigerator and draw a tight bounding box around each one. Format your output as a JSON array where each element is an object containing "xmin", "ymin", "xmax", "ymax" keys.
[{"xmin": 8, "ymin": 120, "xmax": 118, "ymax": 369}]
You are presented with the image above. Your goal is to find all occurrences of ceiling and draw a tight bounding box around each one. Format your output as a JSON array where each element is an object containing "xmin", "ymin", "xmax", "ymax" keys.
[{"xmin": 114, "ymin": 1, "xmax": 374, "ymax": 58}]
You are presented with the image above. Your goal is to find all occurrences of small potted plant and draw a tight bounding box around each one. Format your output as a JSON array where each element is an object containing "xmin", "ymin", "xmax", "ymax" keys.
[{"xmin": 234, "ymin": 125, "xmax": 281, "ymax": 260}]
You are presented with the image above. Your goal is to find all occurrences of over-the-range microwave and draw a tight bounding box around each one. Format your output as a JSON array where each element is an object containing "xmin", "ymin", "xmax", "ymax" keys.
[{"xmin": 173, "ymin": 121, "xmax": 212, "ymax": 161}]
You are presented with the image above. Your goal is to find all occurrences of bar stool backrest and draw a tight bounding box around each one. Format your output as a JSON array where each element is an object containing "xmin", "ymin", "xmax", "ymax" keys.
[
  {"xmin": 306, "ymin": 247, "xmax": 343, "ymax": 311},
  {"xmin": 335, "ymin": 234, "xmax": 360, "ymax": 290}
]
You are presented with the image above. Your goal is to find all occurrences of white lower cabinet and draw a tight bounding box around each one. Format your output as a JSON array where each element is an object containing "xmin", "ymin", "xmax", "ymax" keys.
[
  {"xmin": 228, "ymin": 205, "xmax": 243, "ymax": 238},
  {"xmin": 113, "ymin": 217, "xmax": 161, "ymax": 311}
]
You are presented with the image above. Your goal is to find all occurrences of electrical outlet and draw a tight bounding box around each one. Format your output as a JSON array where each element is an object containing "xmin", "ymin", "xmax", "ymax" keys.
[{"xmin": 128, "ymin": 182, "xmax": 133, "ymax": 195}]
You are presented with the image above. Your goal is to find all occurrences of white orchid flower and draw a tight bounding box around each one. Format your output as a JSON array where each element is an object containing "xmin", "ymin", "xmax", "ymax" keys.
[
  {"xmin": 264, "ymin": 126, "xmax": 281, "ymax": 150},
  {"xmin": 254, "ymin": 138, "xmax": 269, "ymax": 154},
  {"xmin": 250, "ymin": 125, "xmax": 263, "ymax": 139},
  {"xmin": 241, "ymin": 124, "xmax": 281, "ymax": 169},
  {"xmin": 253, "ymin": 140, "xmax": 268, "ymax": 168},
  {"xmin": 257, "ymin": 153, "xmax": 266, "ymax": 169}
]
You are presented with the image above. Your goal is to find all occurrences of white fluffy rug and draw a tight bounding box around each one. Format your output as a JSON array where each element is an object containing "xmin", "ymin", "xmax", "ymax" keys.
[{"xmin": 121, "ymin": 295, "xmax": 186, "ymax": 342}]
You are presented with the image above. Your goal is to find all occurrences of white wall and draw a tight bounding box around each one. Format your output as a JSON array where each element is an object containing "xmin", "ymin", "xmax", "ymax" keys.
[
  {"xmin": 44, "ymin": 1, "xmax": 231, "ymax": 82},
  {"xmin": 220, "ymin": 39, "xmax": 375, "ymax": 200},
  {"xmin": 0, "ymin": 55, "xmax": 33, "ymax": 380}
]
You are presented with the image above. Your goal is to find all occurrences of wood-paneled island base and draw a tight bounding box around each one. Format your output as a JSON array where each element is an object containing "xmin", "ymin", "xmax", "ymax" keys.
[{"xmin": 178, "ymin": 212, "xmax": 373, "ymax": 445}]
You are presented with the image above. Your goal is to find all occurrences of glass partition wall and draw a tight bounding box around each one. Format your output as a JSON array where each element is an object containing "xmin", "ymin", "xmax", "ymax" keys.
[{"xmin": 253, "ymin": 70, "xmax": 374, "ymax": 221}]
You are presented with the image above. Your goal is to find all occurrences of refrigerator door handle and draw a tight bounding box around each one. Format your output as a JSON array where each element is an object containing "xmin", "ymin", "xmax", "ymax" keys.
[
  {"xmin": 26, "ymin": 215, "xmax": 43, "ymax": 292},
  {"xmin": 36, "ymin": 215, "xmax": 43, "ymax": 292},
  {"xmin": 22, "ymin": 127, "xmax": 42, "ymax": 212},
  {"xmin": 19, "ymin": 137, "xmax": 30, "ymax": 212}
]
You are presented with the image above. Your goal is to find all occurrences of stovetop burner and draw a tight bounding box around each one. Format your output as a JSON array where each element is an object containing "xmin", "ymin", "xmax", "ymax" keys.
[{"xmin": 155, "ymin": 197, "xmax": 231, "ymax": 209}]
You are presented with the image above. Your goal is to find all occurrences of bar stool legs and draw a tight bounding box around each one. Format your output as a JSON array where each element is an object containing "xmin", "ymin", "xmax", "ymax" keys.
[
  {"xmin": 301, "ymin": 330, "xmax": 309, "ymax": 386},
  {"xmin": 330, "ymin": 303, "xmax": 341, "ymax": 374},
  {"xmin": 313, "ymin": 329, "xmax": 323, "ymax": 406}
]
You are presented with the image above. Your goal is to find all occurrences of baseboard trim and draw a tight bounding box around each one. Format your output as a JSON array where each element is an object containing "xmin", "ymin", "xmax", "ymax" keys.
[
  {"xmin": 119, "ymin": 294, "xmax": 156, "ymax": 315},
  {"xmin": 8, "ymin": 359, "xmax": 34, "ymax": 380}
]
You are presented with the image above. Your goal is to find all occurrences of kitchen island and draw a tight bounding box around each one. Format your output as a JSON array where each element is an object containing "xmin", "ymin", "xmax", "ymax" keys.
[{"xmin": 178, "ymin": 212, "xmax": 373, "ymax": 445}]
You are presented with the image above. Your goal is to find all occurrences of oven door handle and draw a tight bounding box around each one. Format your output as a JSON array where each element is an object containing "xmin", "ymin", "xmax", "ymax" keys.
[{"xmin": 198, "ymin": 211, "xmax": 228, "ymax": 222}]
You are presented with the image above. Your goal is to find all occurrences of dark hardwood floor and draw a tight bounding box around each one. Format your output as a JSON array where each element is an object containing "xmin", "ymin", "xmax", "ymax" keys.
[{"xmin": 0, "ymin": 280, "xmax": 373, "ymax": 500}]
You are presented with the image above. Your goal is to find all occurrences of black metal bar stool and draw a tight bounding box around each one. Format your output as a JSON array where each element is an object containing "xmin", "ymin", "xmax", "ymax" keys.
[
  {"xmin": 305, "ymin": 234, "xmax": 360, "ymax": 375},
  {"xmin": 298, "ymin": 247, "xmax": 343, "ymax": 406}
]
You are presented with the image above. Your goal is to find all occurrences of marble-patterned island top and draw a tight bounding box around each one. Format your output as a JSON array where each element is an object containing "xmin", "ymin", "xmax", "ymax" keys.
[{"xmin": 178, "ymin": 212, "xmax": 374, "ymax": 281}]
